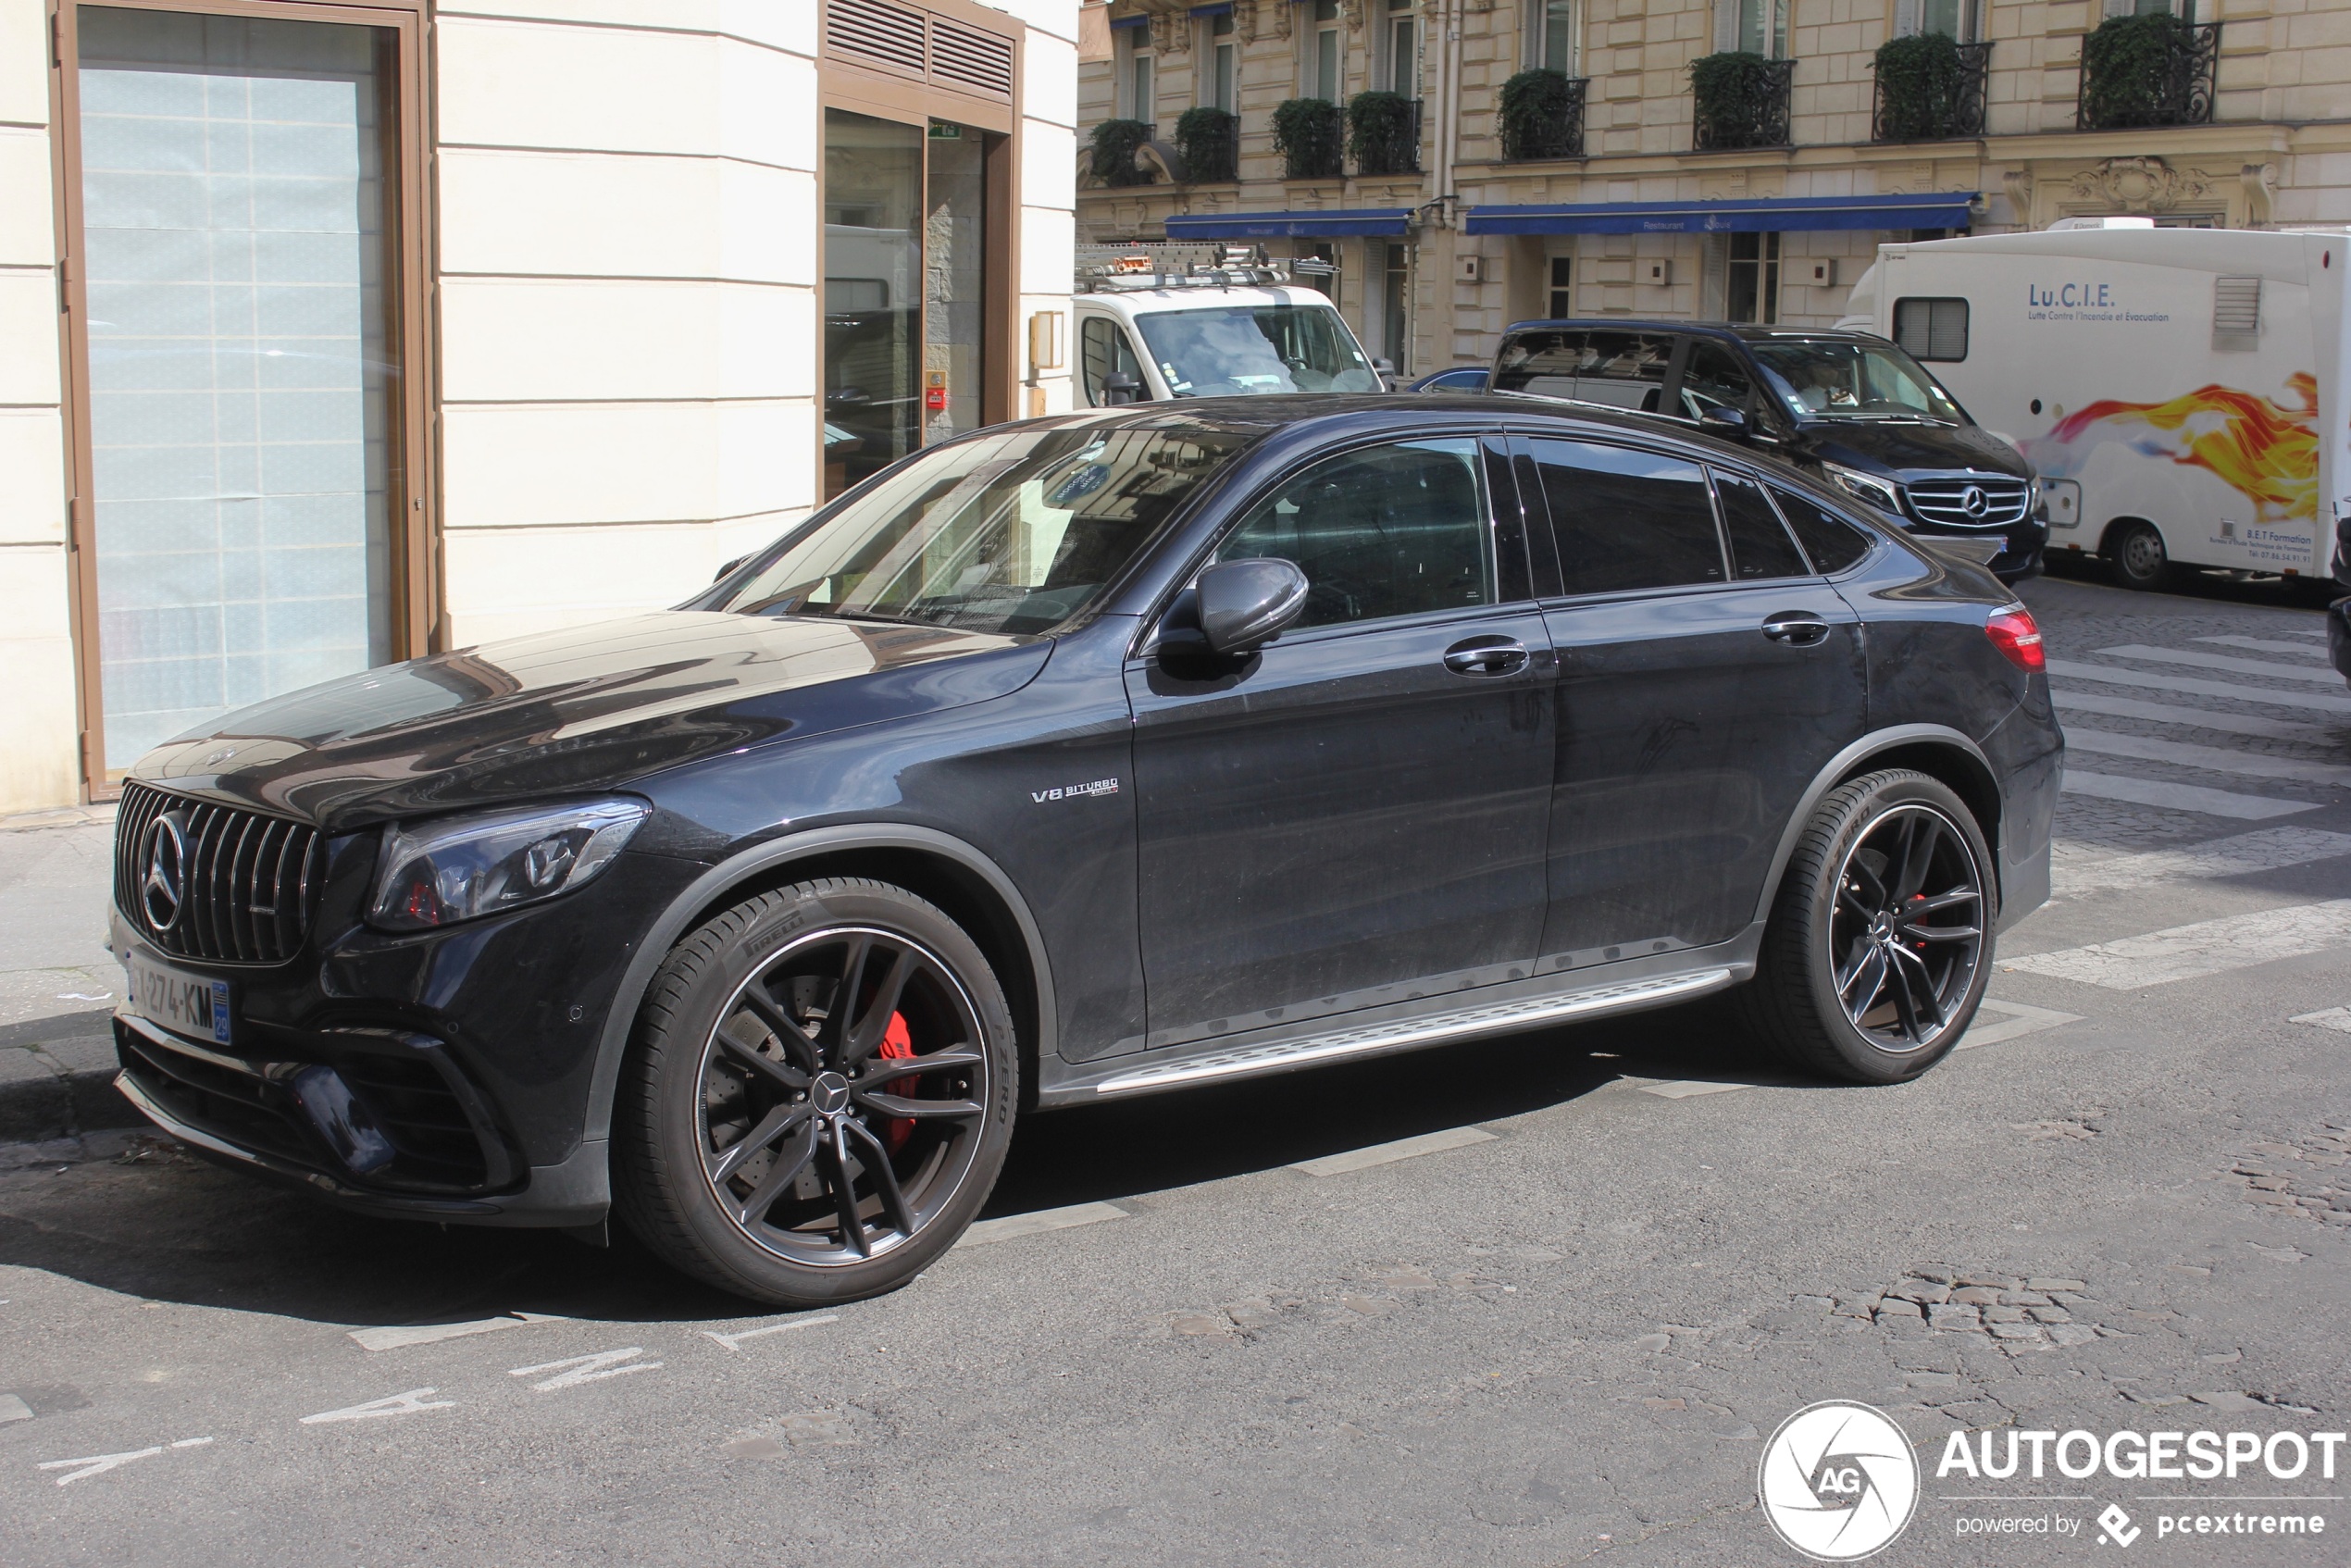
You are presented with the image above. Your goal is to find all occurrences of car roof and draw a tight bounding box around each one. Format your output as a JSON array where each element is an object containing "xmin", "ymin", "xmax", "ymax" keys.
[
  {"xmin": 1014, "ymin": 392, "xmax": 1705, "ymax": 443},
  {"xmin": 1498, "ymin": 318, "xmax": 1884, "ymax": 346}
]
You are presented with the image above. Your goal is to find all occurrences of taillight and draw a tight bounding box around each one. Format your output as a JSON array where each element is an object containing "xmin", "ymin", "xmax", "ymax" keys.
[{"xmin": 1985, "ymin": 605, "xmax": 2045, "ymax": 672}]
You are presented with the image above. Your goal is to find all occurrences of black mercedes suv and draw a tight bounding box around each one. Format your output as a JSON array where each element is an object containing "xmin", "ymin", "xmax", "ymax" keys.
[
  {"xmin": 108, "ymin": 395, "xmax": 2061, "ymax": 1307},
  {"xmin": 1490, "ymin": 321, "xmax": 2047, "ymax": 583}
]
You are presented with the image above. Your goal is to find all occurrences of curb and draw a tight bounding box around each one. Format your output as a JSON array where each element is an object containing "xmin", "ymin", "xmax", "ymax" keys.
[{"xmin": 0, "ymin": 1009, "xmax": 142, "ymax": 1143}]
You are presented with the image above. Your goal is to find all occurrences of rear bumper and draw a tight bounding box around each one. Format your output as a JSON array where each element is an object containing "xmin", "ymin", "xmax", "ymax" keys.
[{"xmin": 2329, "ymin": 597, "xmax": 2351, "ymax": 687}]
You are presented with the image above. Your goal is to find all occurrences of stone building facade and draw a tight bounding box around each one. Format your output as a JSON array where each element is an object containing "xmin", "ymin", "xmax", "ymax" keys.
[{"xmin": 1076, "ymin": 0, "xmax": 2351, "ymax": 377}]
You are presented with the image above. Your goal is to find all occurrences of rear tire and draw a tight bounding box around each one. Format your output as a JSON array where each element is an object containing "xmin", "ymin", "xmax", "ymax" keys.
[
  {"xmin": 1738, "ymin": 770, "xmax": 1996, "ymax": 1085},
  {"xmin": 612, "ymin": 878, "xmax": 1019, "ymax": 1307},
  {"xmin": 2106, "ymin": 519, "xmax": 2170, "ymax": 591}
]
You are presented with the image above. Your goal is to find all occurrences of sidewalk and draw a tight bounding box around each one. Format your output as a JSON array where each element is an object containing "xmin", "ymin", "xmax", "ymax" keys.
[{"xmin": 0, "ymin": 805, "xmax": 132, "ymax": 1139}]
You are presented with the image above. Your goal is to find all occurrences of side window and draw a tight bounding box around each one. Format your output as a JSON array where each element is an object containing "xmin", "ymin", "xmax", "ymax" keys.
[
  {"xmin": 1679, "ymin": 340, "xmax": 1756, "ymax": 419},
  {"xmin": 1527, "ymin": 438, "xmax": 1725, "ymax": 596},
  {"xmin": 1892, "ymin": 297, "xmax": 1968, "ymax": 361},
  {"xmin": 1711, "ymin": 469, "xmax": 1810, "ymax": 580},
  {"xmin": 1768, "ymin": 484, "xmax": 1876, "ymax": 574},
  {"xmin": 1493, "ymin": 330, "xmax": 1673, "ymax": 412},
  {"xmin": 1079, "ymin": 317, "xmax": 1142, "ymax": 406},
  {"xmin": 1218, "ymin": 438, "xmax": 1496, "ymax": 628}
]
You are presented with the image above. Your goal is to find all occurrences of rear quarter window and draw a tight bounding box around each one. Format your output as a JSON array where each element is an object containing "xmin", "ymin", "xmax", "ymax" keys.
[{"xmin": 1768, "ymin": 485, "xmax": 1876, "ymax": 575}]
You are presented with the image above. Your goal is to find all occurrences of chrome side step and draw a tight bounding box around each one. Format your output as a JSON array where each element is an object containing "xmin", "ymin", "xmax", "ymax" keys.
[{"xmin": 1092, "ymin": 967, "xmax": 1735, "ymax": 1096}]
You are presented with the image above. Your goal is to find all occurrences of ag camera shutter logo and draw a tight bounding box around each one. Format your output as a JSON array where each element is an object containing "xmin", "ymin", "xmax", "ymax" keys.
[{"xmin": 1758, "ymin": 1400, "xmax": 1921, "ymax": 1561}]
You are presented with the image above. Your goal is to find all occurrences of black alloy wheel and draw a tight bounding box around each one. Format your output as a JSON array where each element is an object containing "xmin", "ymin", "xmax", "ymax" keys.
[
  {"xmin": 1739, "ymin": 769, "xmax": 1996, "ymax": 1084},
  {"xmin": 2107, "ymin": 518, "xmax": 2170, "ymax": 591},
  {"xmin": 616, "ymin": 879, "xmax": 1018, "ymax": 1306}
]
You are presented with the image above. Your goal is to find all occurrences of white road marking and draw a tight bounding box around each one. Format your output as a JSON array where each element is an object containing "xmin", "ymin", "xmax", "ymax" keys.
[
  {"xmin": 508, "ymin": 1348, "xmax": 662, "ymax": 1392},
  {"xmin": 2063, "ymin": 728, "xmax": 2351, "ymax": 787},
  {"xmin": 300, "ymin": 1388, "xmax": 457, "ymax": 1425},
  {"xmin": 2094, "ymin": 644, "xmax": 2343, "ymax": 686},
  {"xmin": 2290, "ymin": 1006, "xmax": 2351, "ymax": 1034},
  {"xmin": 2006, "ymin": 899, "xmax": 2351, "ymax": 989},
  {"xmin": 2046, "ymin": 659, "xmax": 2351, "ymax": 715},
  {"xmin": 706, "ymin": 1315, "xmax": 839, "ymax": 1352},
  {"xmin": 2198, "ymin": 634, "xmax": 2333, "ymax": 656},
  {"xmin": 2061, "ymin": 770, "xmax": 2318, "ymax": 820},
  {"xmin": 37, "ymin": 1446, "xmax": 162, "ymax": 1487},
  {"xmin": 2057, "ymin": 828, "xmax": 2351, "ymax": 895},
  {"xmin": 348, "ymin": 1313, "xmax": 566, "ymax": 1352},
  {"xmin": 2050, "ymin": 690, "xmax": 2324, "ymax": 740},
  {"xmin": 1638, "ymin": 1079, "xmax": 1759, "ymax": 1099},
  {"xmin": 0, "ymin": 1394, "xmax": 31, "ymax": 1425},
  {"xmin": 1955, "ymin": 998, "xmax": 2084, "ymax": 1050},
  {"xmin": 169, "ymin": 1437, "xmax": 211, "ymax": 1449},
  {"xmin": 955, "ymin": 1201, "xmax": 1131, "ymax": 1248},
  {"xmin": 1287, "ymin": 1125, "xmax": 1499, "ymax": 1174}
]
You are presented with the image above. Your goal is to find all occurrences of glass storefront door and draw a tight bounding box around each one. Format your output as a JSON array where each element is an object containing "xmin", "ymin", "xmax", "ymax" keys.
[
  {"xmin": 822, "ymin": 109, "xmax": 991, "ymax": 500},
  {"xmin": 76, "ymin": 6, "xmax": 401, "ymax": 770}
]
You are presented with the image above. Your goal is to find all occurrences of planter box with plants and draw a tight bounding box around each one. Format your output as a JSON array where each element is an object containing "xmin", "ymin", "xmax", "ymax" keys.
[
  {"xmin": 1498, "ymin": 68, "xmax": 1588, "ymax": 162},
  {"xmin": 1872, "ymin": 34, "xmax": 1990, "ymax": 143},
  {"xmin": 1088, "ymin": 118, "xmax": 1156, "ymax": 187},
  {"xmin": 1174, "ymin": 106, "xmax": 1238, "ymax": 184},
  {"xmin": 1273, "ymin": 97, "xmax": 1343, "ymax": 181},
  {"xmin": 2076, "ymin": 13, "xmax": 2220, "ymax": 131},
  {"xmin": 1689, "ymin": 52, "xmax": 1794, "ymax": 152},
  {"xmin": 1347, "ymin": 91, "xmax": 1420, "ymax": 178}
]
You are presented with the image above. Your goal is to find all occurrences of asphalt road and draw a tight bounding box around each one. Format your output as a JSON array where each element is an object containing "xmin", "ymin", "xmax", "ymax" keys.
[{"xmin": 3, "ymin": 568, "xmax": 2347, "ymax": 1567}]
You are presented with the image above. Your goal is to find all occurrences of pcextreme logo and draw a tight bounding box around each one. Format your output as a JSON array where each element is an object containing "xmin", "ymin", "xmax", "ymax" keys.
[{"xmin": 1758, "ymin": 1400, "xmax": 1922, "ymax": 1561}]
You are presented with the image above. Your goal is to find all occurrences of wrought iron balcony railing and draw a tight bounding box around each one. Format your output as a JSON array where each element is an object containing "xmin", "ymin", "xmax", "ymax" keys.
[
  {"xmin": 1692, "ymin": 56, "xmax": 1794, "ymax": 152},
  {"xmin": 2077, "ymin": 17, "xmax": 2220, "ymax": 131},
  {"xmin": 1499, "ymin": 72, "xmax": 1589, "ymax": 162},
  {"xmin": 1872, "ymin": 40, "xmax": 1991, "ymax": 142}
]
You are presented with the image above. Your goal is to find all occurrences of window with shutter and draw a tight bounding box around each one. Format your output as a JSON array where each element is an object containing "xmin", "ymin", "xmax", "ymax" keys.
[{"xmin": 1893, "ymin": 297, "xmax": 1969, "ymax": 361}]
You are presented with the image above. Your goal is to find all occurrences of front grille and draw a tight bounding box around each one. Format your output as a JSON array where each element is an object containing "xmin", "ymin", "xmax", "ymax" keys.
[
  {"xmin": 1906, "ymin": 477, "xmax": 2032, "ymax": 529},
  {"xmin": 114, "ymin": 781, "xmax": 321, "ymax": 964},
  {"xmin": 116, "ymin": 1021, "xmax": 508, "ymax": 1194}
]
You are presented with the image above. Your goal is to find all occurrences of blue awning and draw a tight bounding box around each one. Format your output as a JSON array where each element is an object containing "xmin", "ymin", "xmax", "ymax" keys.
[
  {"xmin": 1108, "ymin": 12, "xmax": 1148, "ymax": 28},
  {"xmin": 1165, "ymin": 207, "xmax": 1415, "ymax": 240},
  {"xmin": 1462, "ymin": 192, "xmax": 1979, "ymax": 236}
]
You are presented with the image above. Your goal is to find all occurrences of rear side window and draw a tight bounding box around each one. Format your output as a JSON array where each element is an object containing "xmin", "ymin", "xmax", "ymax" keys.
[
  {"xmin": 1768, "ymin": 485, "xmax": 1876, "ymax": 575},
  {"xmin": 1526, "ymin": 438, "xmax": 1725, "ymax": 595},
  {"xmin": 1218, "ymin": 438, "xmax": 1496, "ymax": 628},
  {"xmin": 1893, "ymin": 297, "xmax": 1968, "ymax": 361},
  {"xmin": 1678, "ymin": 340, "xmax": 1757, "ymax": 419},
  {"xmin": 1493, "ymin": 329, "xmax": 1675, "ymax": 412},
  {"xmin": 1712, "ymin": 469, "xmax": 1810, "ymax": 580}
]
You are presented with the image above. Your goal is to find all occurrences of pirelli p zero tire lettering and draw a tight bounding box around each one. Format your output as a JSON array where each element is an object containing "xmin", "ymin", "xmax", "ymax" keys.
[
  {"xmin": 1739, "ymin": 769, "xmax": 1996, "ymax": 1086},
  {"xmin": 612, "ymin": 878, "xmax": 1019, "ymax": 1308}
]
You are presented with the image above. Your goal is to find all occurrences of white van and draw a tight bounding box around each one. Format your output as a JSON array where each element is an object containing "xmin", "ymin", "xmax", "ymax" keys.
[
  {"xmin": 1073, "ymin": 243, "xmax": 1387, "ymax": 406},
  {"xmin": 1837, "ymin": 224, "xmax": 2348, "ymax": 589}
]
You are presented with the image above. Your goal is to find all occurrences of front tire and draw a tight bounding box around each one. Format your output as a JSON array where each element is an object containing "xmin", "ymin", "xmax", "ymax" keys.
[
  {"xmin": 1738, "ymin": 770, "xmax": 1996, "ymax": 1085},
  {"xmin": 613, "ymin": 878, "xmax": 1019, "ymax": 1307},
  {"xmin": 2106, "ymin": 519, "xmax": 2170, "ymax": 591}
]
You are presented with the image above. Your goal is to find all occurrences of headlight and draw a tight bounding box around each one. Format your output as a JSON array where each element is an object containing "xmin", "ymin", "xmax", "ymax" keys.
[
  {"xmin": 370, "ymin": 799, "xmax": 649, "ymax": 931},
  {"xmin": 1824, "ymin": 462, "xmax": 1904, "ymax": 516}
]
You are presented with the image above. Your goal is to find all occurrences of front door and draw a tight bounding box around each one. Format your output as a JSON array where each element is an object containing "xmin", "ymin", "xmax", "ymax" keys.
[
  {"xmin": 1126, "ymin": 434, "xmax": 1555, "ymax": 1050},
  {"xmin": 1518, "ymin": 435, "xmax": 1867, "ymax": 969}
]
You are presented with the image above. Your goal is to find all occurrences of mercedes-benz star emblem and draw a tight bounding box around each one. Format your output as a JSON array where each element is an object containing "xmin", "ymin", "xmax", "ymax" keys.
[
  {"xmin": 1960, "ymin": 485, "xmax": 1989, "ymax": 518},
  {"xmin": 141, "ymin": 811, "xmax": 189, "ymax": 933}
]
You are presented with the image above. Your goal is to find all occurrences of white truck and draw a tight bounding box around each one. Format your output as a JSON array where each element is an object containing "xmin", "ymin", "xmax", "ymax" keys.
[
  {"xmin": 1836, "ymin": 223, "xmax": 2350, "ymax": 590},
  {"xmin": 1073, "ymin": 243, "xmax": 1387, "ymax": 407}
]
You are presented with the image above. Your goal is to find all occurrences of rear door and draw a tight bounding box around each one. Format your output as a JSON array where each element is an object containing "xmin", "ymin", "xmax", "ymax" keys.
[
  {"xmin": 1124, "ymin": 433, "xmax": 1556, "ymax": 1050},
  {"xmin": 1517, "ymin": 433, "xmax": 1868, "ymax": 969}
]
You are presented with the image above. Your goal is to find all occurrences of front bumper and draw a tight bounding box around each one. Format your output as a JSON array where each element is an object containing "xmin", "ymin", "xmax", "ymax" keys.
[
  {"xmin": 106, "ymin": 840, "xmax": 702, "ymax": 1226},
  {"xmin": 1911, "ymin": 518, "xmax": 2047, "ymax": 583}
]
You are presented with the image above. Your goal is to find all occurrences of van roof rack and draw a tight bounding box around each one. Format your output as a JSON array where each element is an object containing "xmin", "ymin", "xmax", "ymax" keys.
[{"xmin": 1076, "ymin": 241, "xmax": 1323, "ymax": 292}]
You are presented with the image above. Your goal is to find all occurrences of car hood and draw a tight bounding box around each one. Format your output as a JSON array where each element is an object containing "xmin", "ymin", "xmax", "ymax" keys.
[
  {"xmin": 1793, "ymin": 419, "xmax": 2028, "ymax": 481},
  {"xmin": 129, "ymin": 612, "xmax": 1051, "ymax": 831}
]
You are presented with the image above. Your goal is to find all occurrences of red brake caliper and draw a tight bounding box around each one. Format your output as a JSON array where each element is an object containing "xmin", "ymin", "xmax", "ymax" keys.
[
  {"xmin": 1911, "ymin": 892, "xmax": 1928, "ymax": 950},
  {"xmin": 877, "ymin": 1012, "xmax": 916, "ymax": 1152}
]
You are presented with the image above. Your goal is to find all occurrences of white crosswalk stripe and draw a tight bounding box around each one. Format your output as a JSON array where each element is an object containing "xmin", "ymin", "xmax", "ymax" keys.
[
  {"xmin": 2198, "ymin": 635, "xmax": 2337, "ymax": 657},
  {"xmin": 2062, "ymin": 727, "xmax": 2351, "ymax": 787},
  {"xmin": 2094, "ymin": 643, "xmax": 2345, "ymax": 686},
  {"xmin": 2050, "ymin": 690, "xmax": 2324, "ymax": 740},
  {"xmin": 2006, "ymin": 899, "xmax": 2351, "ymax": 989},
  {"xmin": 2046, "ymin": 659, "xmax": 2351, "ymax": 715},
  {"xmin": 2060, "ymin": 770, "xmax": 2319, "ymax": 820},
  {"xmin": 2057, "ymin": 828, "xmax": 2351, "ymax": 895}
]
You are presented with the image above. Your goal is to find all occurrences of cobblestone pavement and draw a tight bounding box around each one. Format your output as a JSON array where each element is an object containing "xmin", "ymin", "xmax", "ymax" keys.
[{"xmin": 0, "ymin": 572, "xmax": 2345, "ymax": 1566}]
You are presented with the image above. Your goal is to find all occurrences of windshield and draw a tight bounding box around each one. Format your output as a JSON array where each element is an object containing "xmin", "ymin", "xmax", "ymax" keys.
[
  {"xmin": 717, "ymin": 418, "xmax": 1258, "ymax": 635},
  {"xmin": 1746, "ymin": 338, "xmax": 1967, "ymax": 423},
  {"xmin": 1133, "ymin": 304, "xmax": 1382, "ymax": 396}
]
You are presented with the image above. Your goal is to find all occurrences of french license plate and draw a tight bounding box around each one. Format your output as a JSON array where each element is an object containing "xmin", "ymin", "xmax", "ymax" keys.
[{"xmin": 124, "ymin": 948, "xmax": 231, "ymax": 1045}]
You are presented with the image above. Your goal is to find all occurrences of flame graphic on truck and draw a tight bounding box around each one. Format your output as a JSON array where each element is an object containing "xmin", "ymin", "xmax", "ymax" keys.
[{"xmin": 2026, "ymin": 373, "xmax": 2320, "ymax": 523}]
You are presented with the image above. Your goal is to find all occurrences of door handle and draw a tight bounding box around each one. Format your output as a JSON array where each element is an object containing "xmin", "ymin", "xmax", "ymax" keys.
[
  {"xmin": 1760, "ymin": 612, "xmax": 1831, "ymax": 647},
  {"xmin": 1442, "ymin": 637, "xmax": 1530, "ymax": 677}
]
